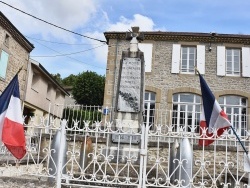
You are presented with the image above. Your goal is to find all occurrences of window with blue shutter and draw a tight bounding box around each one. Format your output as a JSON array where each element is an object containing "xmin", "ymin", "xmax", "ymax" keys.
[{"xmin": 0, "ymin": 50, "xmax": 9, "ymax": 79}]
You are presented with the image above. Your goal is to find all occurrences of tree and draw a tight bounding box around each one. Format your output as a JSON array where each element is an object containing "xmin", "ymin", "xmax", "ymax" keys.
[
  {"xmin": 51, "ymin": 73, "xmax": 63, "ymax": 84},
  {"xmin": 72, "ymin": 71, "xmax": 105, "ymax": 106},
  {"xmin": 62, "ymin": 74, "xmax": 77, "ymax": 86}
]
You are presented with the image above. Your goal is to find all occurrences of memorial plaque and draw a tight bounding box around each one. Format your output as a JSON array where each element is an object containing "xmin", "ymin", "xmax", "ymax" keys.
[
  {"xmin": 117, "ymin": 58, "xmax": 141, "ymax": 112},
  {"xmin": 111, "ymin": 133, "xmax": 141, "ymax": 144}
]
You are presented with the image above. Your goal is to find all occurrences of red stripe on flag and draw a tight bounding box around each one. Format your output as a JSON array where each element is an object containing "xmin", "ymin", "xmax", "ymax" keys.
[
  {"xmin": 199, "ymin": 118, "xmax": 230, "ymax": 146},
  {"xmin": 220, "ymin": 110, "xmax": 228, "ymax": 119},
  {"xmin": 2, "ymin": 118, "xmax": 26, "ymax": 159},
  {"xmin": 199, "ymin": 120, "xmax": 214, "ymax": 146}
]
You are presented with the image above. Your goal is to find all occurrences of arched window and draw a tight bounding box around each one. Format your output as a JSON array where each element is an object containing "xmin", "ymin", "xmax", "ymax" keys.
[
  {"xmin": 172, "ymin": 93, "xmax": 201, "ymax": 133},
  {"xmin": 219, "ymin": 95, "xmax": 247, "ymax": 136},
  {"xmin": 144, "ymin": 91, "xmax": 156, "ymax": 128}
]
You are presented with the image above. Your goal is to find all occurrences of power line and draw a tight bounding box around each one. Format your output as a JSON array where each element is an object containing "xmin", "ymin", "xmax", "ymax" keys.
[
  {"xmin": 25, "ymin": 36, "xmax": 101, "ymax": 46},
  {"xmin": 31, "ymin": 44, "xmax": 106, "ymax": 57},
  {"xmin": 31, "ymin": 39, "xmax": 106, "ymax": 69},
  {"xmin": 0, "ymin": 1, "xmax": 107, "ymax": 43}
]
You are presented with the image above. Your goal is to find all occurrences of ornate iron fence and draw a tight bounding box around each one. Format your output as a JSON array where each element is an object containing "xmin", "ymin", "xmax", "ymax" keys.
[{"xmin": 0, "ymin": 105, "xmax": 249, "ymax": 187}]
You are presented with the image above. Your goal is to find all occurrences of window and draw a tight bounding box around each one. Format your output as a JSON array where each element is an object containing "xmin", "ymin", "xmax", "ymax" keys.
[
  {"xmin": 226, "ymin": 49, "xmax": 240, "ymax": 76},
  {"xmin": 31, "ymin": 72, "xmax": 40, "ymax": 91},
  {"xmin": 0, "ymin": 50, "xmax": 9, "ymax": 79},
  {"xmin": 55, "ymin": 90, "xmax": 62, "ymax": 101},
  {"xmin": 171, "ymin": 44, "xmax": 205, "ymax": 74},
  {"xmin": 144, "ymin": 92, "xmax": 155, "ymax": 128},
  {"xmin": 172, "ymin": 93, "xmax": 201, "ymax": 133},
  {"xmin": 217, "ymin": 46, "xmax": 250, "ymax": 77},
  {"xmin": 181, "ymin": 46, "xmax": 196, "ymax": 73},
  {"xmin": 46, "ymin": 84, "xmax": 53, "ymax": 100},
  {"xmin": 219, "ymin": 95, "xmax": 247, "ymax": 137},
  {"xmin": 4, "ymin": 34, "xmax": 10, "ymax": 47}
]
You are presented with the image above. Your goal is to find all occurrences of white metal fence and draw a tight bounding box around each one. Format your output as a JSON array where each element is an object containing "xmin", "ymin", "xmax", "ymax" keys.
[{"xmin": 0, "ymin": 105, "xmax": 249, "ymax": 187}]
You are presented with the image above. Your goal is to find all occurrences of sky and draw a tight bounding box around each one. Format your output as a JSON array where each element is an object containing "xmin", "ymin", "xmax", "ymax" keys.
[{"xmin": 1, "ymin": 0, "xmax": 250, "ymax": 78}]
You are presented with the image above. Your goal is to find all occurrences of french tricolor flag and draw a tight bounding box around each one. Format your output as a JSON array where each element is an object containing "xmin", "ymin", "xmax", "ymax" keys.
[
  {"xmin": 198, "ymin": 73, "xmax": 231, "ymax": 146},
  {"xmin": 0, "ymin": 74, "xmax": 26, "ymax": 159}
]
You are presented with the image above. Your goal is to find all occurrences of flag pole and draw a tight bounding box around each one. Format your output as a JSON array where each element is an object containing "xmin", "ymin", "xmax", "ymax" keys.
[
  {"xmin": 16, "ymin": 66, "xmax": 23, "ymax": 75},
  {"xmin": 194, "ymin": 66, "xmax": 200, "ymax": 74},
  {"xmin": 195, "ymin": 66, "xmax": 248, "ymax": 155},
  {"xmin": 230, "ymin": 125, "xmax": 248, "ymax": 155}
]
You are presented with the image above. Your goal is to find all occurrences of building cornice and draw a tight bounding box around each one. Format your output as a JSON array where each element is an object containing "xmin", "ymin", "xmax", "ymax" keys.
[
  {"xmin": 0, "ymin": 12, "xmax": 34, "ymax": 52},
  {"xmin": 104, "ymin": 31, "xmax": 250, "ymax": 44}
]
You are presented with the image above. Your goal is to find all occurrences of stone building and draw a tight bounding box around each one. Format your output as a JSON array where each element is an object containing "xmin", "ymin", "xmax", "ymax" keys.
[
  {"xmin": 101, "ymin": 31, "xmax": 250, "ymax": 187},
  {"xmin": 103, "ymin": 31, "xmax": 250, "ymax": 140},
  {"xmin": 0, "ymin": 11, "xmax": 34, "ymax": 99},
  {"xmin": 0, "ymin": 11, "xmax": 68, "ymax": 130}
]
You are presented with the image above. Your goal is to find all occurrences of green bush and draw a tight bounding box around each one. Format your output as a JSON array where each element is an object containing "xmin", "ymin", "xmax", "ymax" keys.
[{"xmin": 63, "ymin": 108, "xmax": 102, "ymax": 133}]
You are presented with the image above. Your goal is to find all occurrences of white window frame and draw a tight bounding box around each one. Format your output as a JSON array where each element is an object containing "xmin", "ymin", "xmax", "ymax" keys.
[
  {"xmin": 171, "ymin": 44, "xmax": 205, "ymax": 74},
  {"xmin": 217, "ymin": 46, "xmax": 250, "ymax": 77},
  {"xmin": 172, "ymin": 93, "xmax": 201, "ymax": 133},
  {"xmin": 226, "ymin": 48, "xmax": 241, "ymax": 76},
  {"xmin": 144, "ymin": 91, "xmax": 156, "ymax": 128},
  {"xmin": 180, "ymin": 46, "xmax": 196, "ymax": 74},
  {"xmin": 219, "ymin": 95, "xmax": 247, "ymax": 137}
]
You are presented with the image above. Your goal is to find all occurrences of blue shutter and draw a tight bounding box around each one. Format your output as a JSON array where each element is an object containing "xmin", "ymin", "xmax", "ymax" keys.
[{"xmin": 0, "ymin": 50, "xmax": 9, "ymax": 79}]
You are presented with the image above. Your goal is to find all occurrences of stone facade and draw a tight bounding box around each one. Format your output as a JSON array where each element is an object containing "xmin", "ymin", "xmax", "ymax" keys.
[
  {"xmin": 0, "ymin": 12, "xmax": 34, "ymax": 100},
  {"xmin": 103, "ymin": 31, "xmax": 250, "ymax": 122},
  {"xmin": 102, "ymin": 31, "xmax": 250, "ymax": 185}
]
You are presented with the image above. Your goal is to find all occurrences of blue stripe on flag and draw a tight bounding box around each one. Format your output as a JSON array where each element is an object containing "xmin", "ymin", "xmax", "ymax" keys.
[
  {"xmin": 198, "ymin": 73, "xmax": 215, "ymax": 128},
  {"xmin": 0, "ymin": 75, "xmax": 20, "ymax": 114}
]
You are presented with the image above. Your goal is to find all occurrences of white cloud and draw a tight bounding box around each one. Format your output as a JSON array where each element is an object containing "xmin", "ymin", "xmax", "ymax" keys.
[
  {"xmin": 108, "ymin": 14, "xmax": 155, "ymax": 31},
  {"xmin": 0, "ymin": 1, "xmax": 159, "ymax": 76},
  {"xmin": 0, "ymin": 0, "xmax": 97, "ymax": 42},
  {"xmin": 86, "ymin": 14, "xmax": 157, "ymax": 66}
]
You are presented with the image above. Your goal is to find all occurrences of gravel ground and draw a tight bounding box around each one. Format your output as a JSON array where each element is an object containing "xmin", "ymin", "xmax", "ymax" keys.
[
  {"xmin": 0, "ymin": 176, "xmax": 55, "ymax": 188},
  {"xmin": 0, "ymin": 176, "xmax": 134, "ymax": 188}
]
